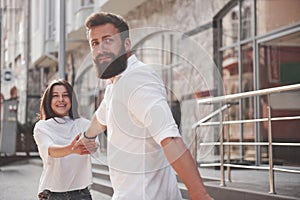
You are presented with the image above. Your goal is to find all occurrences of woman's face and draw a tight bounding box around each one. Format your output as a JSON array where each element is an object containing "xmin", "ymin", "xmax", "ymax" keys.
[{"xmin": 51, "ymin": 85, "xmax": 71, "ymax": 117}]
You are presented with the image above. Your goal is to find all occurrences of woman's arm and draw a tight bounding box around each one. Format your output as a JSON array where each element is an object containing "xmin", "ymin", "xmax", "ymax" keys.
[{"xmin": 49, "ymin": 133, "xmax": 97, "ymax": 158}]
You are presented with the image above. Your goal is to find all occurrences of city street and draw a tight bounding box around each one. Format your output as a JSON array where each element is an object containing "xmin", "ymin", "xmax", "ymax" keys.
[{"xmin": 0, "ymin": 158, "xmax": 111, "ymax": 200}]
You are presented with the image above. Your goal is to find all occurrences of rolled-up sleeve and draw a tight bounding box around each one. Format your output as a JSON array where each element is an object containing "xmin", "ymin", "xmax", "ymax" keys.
[
  {"xmin": 127, "ymin": 74, "xmax": 181, "ymax": 145},
  {"xmin": 95, "ymin": 85, "xmax": 112, "ymax": 126},
  {"xmin": 144, "ymin": 101, "xmax": 181, "ymax": 144},
  {"xmin": 95, "ymin": 99, "xmax": 107, "ymax": 125}
]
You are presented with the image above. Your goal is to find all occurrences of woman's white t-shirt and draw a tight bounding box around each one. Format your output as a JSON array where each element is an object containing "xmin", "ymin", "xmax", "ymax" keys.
[{"xmin": 33, "ymin": 116, "xmax": 92, "ymax": 193}]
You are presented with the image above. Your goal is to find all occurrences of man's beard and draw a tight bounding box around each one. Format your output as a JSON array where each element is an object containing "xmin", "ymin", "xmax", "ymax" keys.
[{"xmin": 93, "ymin": 49, "xmax": 128, "ymax": 79}]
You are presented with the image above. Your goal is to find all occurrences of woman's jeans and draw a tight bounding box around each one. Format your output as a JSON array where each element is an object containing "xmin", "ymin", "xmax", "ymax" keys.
[{"xmin": 38, "ymin": 187, "xmax": 92, "ymax": 200}]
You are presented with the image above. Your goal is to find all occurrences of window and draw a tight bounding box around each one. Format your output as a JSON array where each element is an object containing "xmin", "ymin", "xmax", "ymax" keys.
[
  {"xmin": 222, "ymin": 5, "xmax": 239, "ymax": 47},
  {"xmin": 241, "ymin": 6, "xmax": 252, "ymax": 39},
  {"xmin": 81, "ymin": 0, "xmax": 94, "ymax": 7},
  {"xmin": 256, "ymin": 0, "xmax": 300, "ymax": 36},
  {"xmin": 215, "ymin": 0, "xmax": 300, "ymax": 166},
  {"xmin": 34, "ymin": 0, "xmax": 39, "ymax": 30}
]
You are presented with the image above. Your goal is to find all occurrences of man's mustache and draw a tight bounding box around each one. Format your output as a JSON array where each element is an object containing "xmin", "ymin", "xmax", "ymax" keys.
[
  {"xmin": 93, "ymin": 51, "xmax": 127, "ymax": 79},
  {"xmin": 95, "ymin": 52, "xmax": 115, "ymax": 62}
]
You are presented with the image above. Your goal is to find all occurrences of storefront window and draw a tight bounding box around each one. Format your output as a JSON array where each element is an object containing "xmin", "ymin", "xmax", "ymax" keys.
[
  {"xmin": 259, "ymin": 31, "xmax": 300, "ymax": 89},
  {"xmin": 256, "ymin": 0, "xmax": 300, "ymax": 36},
  {"xmin": 222, "ymin": 47, "xmax": 239, "ymax": 95},
  {"xmin": 222, "ymin": 47, "xmax": 240, "ymax": 151},
  {"xmin": 222, "ymin": 5, "xmax": 239, "ymax": 47},
  {"xmin": 241, "ymin": 43, "xmax": 254, "ymax": 120},
  {"xmin": 241, "ymin": 0, "xmax": 254, "ymax": 40},
  {"xmin": 216, "ymin": 0, "xmax": 300, "ymax": 166},
  {"xmin": 241, "ymin": 43, "xmax": 255, "ymax": 156},
  {"xmin": 258, "ymin": 31, "xmax": 300, "ymax": 166}
]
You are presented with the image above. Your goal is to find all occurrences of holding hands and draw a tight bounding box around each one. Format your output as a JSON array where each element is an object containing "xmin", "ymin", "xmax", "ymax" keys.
[
  {"xmin": 48, "ymin": 133, "xmax": 98, "ymax": 158},
  {"xmin": 72, "ymin": 133, "xmax": 98, "ymax": 154}
]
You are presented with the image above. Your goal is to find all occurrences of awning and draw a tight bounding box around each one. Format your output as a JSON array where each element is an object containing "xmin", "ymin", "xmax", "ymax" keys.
[
  {"xmin": 33, "ymin": 54, "xmax": 58, "ymax": 68},
  {"xmin": 98, "ymin": 0, "xmax": 147, "ymax": 16}
]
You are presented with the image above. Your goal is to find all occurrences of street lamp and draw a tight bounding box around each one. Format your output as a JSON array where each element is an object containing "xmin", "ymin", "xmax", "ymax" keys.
[{"xmin": 59, "ymin": 0, "xmax": 66, "ymax": 80}]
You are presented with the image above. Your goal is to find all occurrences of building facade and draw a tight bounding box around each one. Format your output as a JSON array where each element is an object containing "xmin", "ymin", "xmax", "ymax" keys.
[{"xmin": 0, "ymin": 0, "xmax": 29, "ymax": 124}]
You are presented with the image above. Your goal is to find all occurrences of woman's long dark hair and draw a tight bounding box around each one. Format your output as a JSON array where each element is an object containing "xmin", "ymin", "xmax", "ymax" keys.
[{"xmin": 39, "ymin": 79, "xmax": 80, "ymax": 120}]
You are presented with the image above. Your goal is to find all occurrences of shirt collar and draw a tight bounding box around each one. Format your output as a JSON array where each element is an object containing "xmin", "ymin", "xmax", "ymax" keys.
[{"xmin": 121, "ymin": 54, "xmax": 138, "ymax": 76}]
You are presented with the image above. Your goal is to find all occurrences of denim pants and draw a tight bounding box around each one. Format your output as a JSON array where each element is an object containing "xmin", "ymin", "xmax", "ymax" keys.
[{"xmin": 38, "ymin": 187, "xmax": 92, "ymax": 200}]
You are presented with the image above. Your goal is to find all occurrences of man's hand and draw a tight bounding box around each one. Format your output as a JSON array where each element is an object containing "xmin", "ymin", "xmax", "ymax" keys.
[
  {"xmin": 73, "ymin": 114, "xmax": 106, "ymax": 154},
  {"xmin": 71, "ymin": 133, "xmax": 89, "ymax": 155},
  {"xmin": 48, "ymin": 133, "xmax": 98, "ymax": 158},
  {"xmin": 72, "ymin": 133, "xmax": 98, "ymax": 154}
]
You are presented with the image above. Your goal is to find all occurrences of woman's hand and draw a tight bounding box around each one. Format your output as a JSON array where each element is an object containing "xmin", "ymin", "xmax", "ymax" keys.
[
  {"xmin": 48, "ymin": 133, "xmax": 98, "ymax": 158},
  {"xmin": 71, "ymin": 133, "xmax": 99, "ymax": 155}
]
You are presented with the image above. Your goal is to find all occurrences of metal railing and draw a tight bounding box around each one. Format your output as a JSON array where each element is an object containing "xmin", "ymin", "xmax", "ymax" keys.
[{"xmin": 192, "ymin": 83, "xmax": 300, "ymax": 194}]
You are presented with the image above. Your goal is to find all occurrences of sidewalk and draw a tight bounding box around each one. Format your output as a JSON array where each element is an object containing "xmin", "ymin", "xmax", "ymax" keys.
[
  {"xmin": 2, "ymin": 157, "xmax": 299, "ymax": 200},
  {"xmin": 199, "ymin": 166, "xmax": 300, "ymax": 199},
  {"xmin": 0, "ymin": 158, "xmax": 111, "ymax": 200}
]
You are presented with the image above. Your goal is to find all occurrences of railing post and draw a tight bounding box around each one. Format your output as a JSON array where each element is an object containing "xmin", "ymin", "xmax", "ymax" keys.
[
  {"xmin": 219, "ymin": 110, "xmax": 225, "ymax": 186},
  {"xmin": 193, "ymin": 128, "xmax": 198, "ymax": 162},
  {"xmin": 225, "ymin": 114, "xmax": 232, "ymax": 182},
  {"xmin": 267, "ymin": 94, "xmax": 275, "ymax": 194}
]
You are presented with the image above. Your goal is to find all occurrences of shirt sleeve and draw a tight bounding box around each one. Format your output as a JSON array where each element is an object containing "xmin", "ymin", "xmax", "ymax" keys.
[
  {"xmin": 33, "ymin": 121, "xmax": 54, "ymax": 161},
  {"xmin": 95, "ymin": 98, "xmax": 107, "ymax": 125},
  {"xmin": 127, "ymin": 70, "xmax": 181, "ymax": 145},
  {"xmin": 95, "ymin": 85, "xmax": 111, "ymax": 125},
  {"xmin": 76, "ymin": 117, "xmax": 91, "ymax": 132}
]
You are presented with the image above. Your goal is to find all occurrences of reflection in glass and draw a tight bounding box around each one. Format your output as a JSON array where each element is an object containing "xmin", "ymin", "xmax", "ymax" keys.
[
  {"xmin": 222, "ymin": 47, "xmax": 240, "ymax": 159},
  {"xmin": 241, "ymin": 0, "xmax": 253, "ymax": 40},
  {"xmin": 222, "ymin": 5, "xmax": 239, "ymax": 47},
  {"xmin": 257, "ymin": 0, "xmax": 300, "ymax": 36},
  {"xmin": 218, "ymin": 0, "xmax": 300, "ymax": 167},
  {"xmin": 241, "ymin": 43, "xmax": 254, "ymax": 120},
  {"xmin": 241, "ymin": 43, "xmax": 255, "ymax": 161},
  {"xmin": 222, "ymin": 47, "xmax": 239, "ymax": 96},
  {"xmin": 258, "ymin": 31, "xmax": 300, "ymax": 166},
  {"xmin": 259, "ymin": 32, "xmax": 300, "ymax": 89}
]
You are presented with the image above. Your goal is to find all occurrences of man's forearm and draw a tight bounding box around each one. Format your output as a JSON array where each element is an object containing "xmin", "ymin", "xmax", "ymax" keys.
[
  {"xmin": 84, "ymin": 114, "xmax": 106, "ymax": 138},
  {"xmin": 161, "ymin": 137, "xmax": 212, "ymax": 200},
  {"xmin": 171, "ymin": 149, "xmax": 211, "ymax": 199}
]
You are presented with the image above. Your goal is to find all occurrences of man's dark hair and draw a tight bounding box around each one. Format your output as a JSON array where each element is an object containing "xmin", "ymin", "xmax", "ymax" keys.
[{"xmin": 85, "ymin": 12, "xmax": 129, "ymax": 41}]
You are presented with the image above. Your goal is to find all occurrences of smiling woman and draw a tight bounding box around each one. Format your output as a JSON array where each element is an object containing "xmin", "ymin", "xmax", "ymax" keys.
[{"xmin": 33, "ymin": 79, "xmax": 99, "ymax": 200}]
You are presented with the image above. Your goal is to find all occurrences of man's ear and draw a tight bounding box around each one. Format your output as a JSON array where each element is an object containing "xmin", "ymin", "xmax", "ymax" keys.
[{"xmin": 124, "ymin": 38, "xmax": 131, "ymax": 52}]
